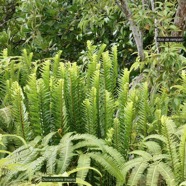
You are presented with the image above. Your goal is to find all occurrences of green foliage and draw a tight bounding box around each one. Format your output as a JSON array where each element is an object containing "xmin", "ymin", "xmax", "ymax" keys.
[{"xmin": 0, "ymin": 132, "xmax": 126, "ymax": 186}]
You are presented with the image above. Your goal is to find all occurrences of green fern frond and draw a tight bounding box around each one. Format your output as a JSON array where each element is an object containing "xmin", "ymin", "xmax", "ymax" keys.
[
  {"xmin": 113, "ymin": 117, "xmax": 120, "ymax": 150},
  {"xmin": 37, "ymin": 79, "xmax": 51, "ymax": 135},
  {"xmin": 64, "ymin": 63, "xmax": 85, "ymax": 133},
  {"xmin": 41, "ymin": 131, "xmax": 57, "ymax": 146},
  {"xmin": 56, "ymin": 132, "xmax": 75, "ymax": 173},
  {"xmin": 127, "ymin": 161, "xmax": 149, "ymax": 186},
  {"xmin": 137, "ymin": 82, "xmax": 151, "ymax": 137},
  {"xmin": 83, "ymin": 87, "xmax": 98, "ymax": 136},
  {"xmin": 76, "ymin": 153, "xmax": 91, "ymax": 184},
  {"xmin": 102, "ymin": 51, "xmax": 113, "ymax": 92},
  {"xmin": 158, "ymin": 162, "xmax": 176, "ymax": 186},
  {"xmin": 57, "ymin": 62, "xmax": 66, "ymax": 79},
  {"xmin": 99, "ymin": 90, "xmax": 114, "ymax": 138},
  {"xmin": 44, "ymin": 145, "xmax": 58, "ymax": 175},
  {"xmin": 86, "ymin": 54, "xmax": 98, "ymax": 90},
  {"xmin": 179, "ymin": 125, "xmax": 186, "ymax": 181},
  {"xmin": 118, "ymin": 68, "xmax": 130, "ymax": 108},
  {"xmin": 0, "ymin": 106, "xmax": 12, "ymax": 130},
  {"xmin": 120, "ymin": 101, "xmax": 134, "ymax": 159},
  {"xmin": 25, "ymin": 73, "xmax": 42, "ymax": 136},
  {"xmin": 96, "ymin": 43, "xmax": 107, "ymax": 62},
  {"xmin": 143, "ymin": 141, "xmax": 162, "ymax": 155},
  {"xmin": 111, "ymin": 45, "xmax": 118, "ymax": 90},
  {"xmin": 11, "ymin": 82, "xmax": 32, "ymax": 141},
  {"xmin": 161, "ymin": 116, "xmax": 180, "ymax": 182},
  {"xmin": 146, "ymin": 162, "xmax": 160, "ymax": 186},
  {"xmin": 19, "ymin": 49, "xmax": 33, "ymax": 86},
  {"xmin": 88, "ymin": 152, "xmax": 125, "ymax": 184},
  {"xmin": 52, "ymin": 79, "xmax": 68, "ymax": 134},
  {"xmin": 52, "ymin": 50, "xmax": 62, "ymax": 78}
]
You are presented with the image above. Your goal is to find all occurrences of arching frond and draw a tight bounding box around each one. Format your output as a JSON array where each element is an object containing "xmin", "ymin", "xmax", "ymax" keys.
[
  {"xmin": 76, "ymin": 153, "xmax": 91, "ymax": 184},
  {"xmin": 158, "ymin": 162, "xmax": 176, "ymax": 186},
  {"xmin": 161, "ymin": 116, "xmax": 180, "ymax": 182},
  {"xmin": 11, "ymin": 82, "xmax": 32, "ymax": 141},
  {"xmin": 127, "ymin": 161, "xmax": 148, "ymax": 186}
]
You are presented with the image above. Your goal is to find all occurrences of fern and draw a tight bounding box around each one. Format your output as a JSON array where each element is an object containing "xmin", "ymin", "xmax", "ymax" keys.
[
  {"xmin": 120, "ymin": 101, "xmax": 134, "ymax": 159},
  {"xmin": 111, "ymin": 45, "xmax": 118, "ymax": 92},
  {"xmin": 56, "ymin": 132, "xmax": 75, "ymax": 173},
  {"xmin": 88, "ymin": 152, "xmax": 125, "ymax": 185},
  {"xmin": 86, "ymin": 54, "xmax": 98, "ymax": 90},
  {"xmin": 52, "ymin": 50, "xmax": 62, "ymax": 78},
  {"xmin": 64, "ymin": 63, "xmax": 85, "ymax": 133},
  {"xmin": 99, "ymin": 90, "xmax": 115, "ymax": 138},
  {"xmin": 11, "ymin": 82, "xmax": 32, "ymax": 141},
  {"xmin": 39, "ymin": 61, "xmax": 53, "ymax": 134},
  {"xmin": 137, "ymin": 82, "xmax": 151, "ymax": 137},
  {"xmin": 83, "ymin": 87, "xmax": 98, "ymax": 136},
  {"xmin": 76, "ymin": 153, "xmax": 91, "ymax": 185},
  {"xmin": 102, "ymin": 51, "xmax": 113, "ymax": 93},
  {"xmin": 25, "ymin": 73, "xmax": 42, "ymax": 136},
  {"xmin": 51, "ymin": 79, "xmax": 68, "ymax": 134},
  {"xmin": 161, "ymin": 116, "xmax": 180, "ymax": 182},
  {"xmin": 19, "ymin": 49, "xmax": 34, "ymax": 86},
  {"xmin": 179, "ymin": 126, "xmax": 186, "ymax": 181}
]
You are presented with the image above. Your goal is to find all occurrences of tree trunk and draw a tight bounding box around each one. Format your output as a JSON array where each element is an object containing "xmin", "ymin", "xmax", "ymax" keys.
[
  {"xmin": 172, "ymin": 0, "xmax": 186, "ymax": 36},
  {"xmin": 117, "ymin": 0, "xmax": 145, "ymax": 61}
]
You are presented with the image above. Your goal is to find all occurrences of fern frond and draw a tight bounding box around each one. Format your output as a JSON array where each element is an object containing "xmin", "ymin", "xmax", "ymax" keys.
[
  {"xmin": 64, "ymin": 63, "xmax": 85, "ymax": 133},
  {"xmin": 57, "ymin": 62, "xmax": 66, "ymax": 79},
  {"xmin": 120, "ymin": 101, "xmax": 134, "ymax": 159},
  {"xmin": 161, "ymin": 116, "xmax": 180, "ymax": 182},
  {"xmin": 25, "ymin": 73, "xmax": 42, "ymax": 136},
  {"xmin": 113, "ymin": 117, "xmax": 120, "ymax": 151},
  {"xmin": 111, "ymin": 45, "xmax": 118, "ymax": 91},
  {"xmin": 44, "ymin": 145, "xmax": 58, "ymax": 175},
  {"xmin": 179, "ymin": 125, "xmax": 186, "ymax": 181},
  {"xmin": 83, "ymin": 87, "xmax": 98, "ymax": 136},
  {"xmin": 102, "ymin": 51, "xmax": 113, "ymax": 92},
  {"xmin": 146, "ymin": 163, "xmax": 160, "ymax": 186},
  {"xmin": 118, "ymin": 68, "xmax": 130, "ymax": 109},
  {"xmin": 158, "ymin": 162, "xmax": 176, "ymax": 186},
  {"xmin": 122, "ymin": 157, "xmax": 144, "ymax": 179},
  {"xmin": 56, "ymin": 132, "xmax": 75, "ymax": 173},
  {"xmin": 19, "ymin": 49, "xmax": 33, "ymax": 86},
  {"xmin": 52, "ymin": 79, "xmax": 68, "ymax": 133},
  {"xmin": 11, "ymin": 82, "xmax": 32, "ymax": 141},
  {"xmin": 86, "ymin": 54, "xmax": 98, "ymax": 90},
  {"xmin": 127, "ymin": 161, "xmax": 148, "ymax": 186},
  {"xmin": 76, "ymin": 153, "xmax": 91, "ymax": 184},
  {"xmin": 0, "ymin": 106, "xmax": 12, "ymax": 130},
  {"xmin": 137, "ymin": 82, "xmax": 151, "ymax": 137},
  {"xmin": 88, "ymin": 152, "xmax": 125, "ymax": 184},
  {"xmin": 37, "ymin": 79, "xmax": 51, "ymax": 135},
  {"xmin": 143, "ymin": 141, "xmax": 162, "ymax": 155},
  {"xmin": 99, "ymin": 90, "xmax": 114, "ymax": 138},
  {"xmin": 52, "ymin": 50, "xmax": 62, "ymax": 78}
]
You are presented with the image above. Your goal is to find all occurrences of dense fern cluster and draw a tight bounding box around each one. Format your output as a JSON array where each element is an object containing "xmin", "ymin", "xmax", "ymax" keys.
[{"xmin": 1, "ymin": 41, "xmax": 186, "ymax": 185}]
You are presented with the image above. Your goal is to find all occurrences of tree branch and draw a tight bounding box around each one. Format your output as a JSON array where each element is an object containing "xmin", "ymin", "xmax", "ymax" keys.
[{"xmin": 116, "ymin": 0, "xmax": 144, "ymax": 61}]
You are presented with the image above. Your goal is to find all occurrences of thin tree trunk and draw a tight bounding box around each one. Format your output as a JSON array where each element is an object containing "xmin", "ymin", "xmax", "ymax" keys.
[
  {"xmin": 172, "ymin": 0, "xmax": 186, "ymax": 37},
  {"xmin": 150, "ymin": 0, "xmax": 159, "ymax": 53},
  {"xmin": 117, "ymin": 0, "xmax": 145, "ymax": 61}
]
